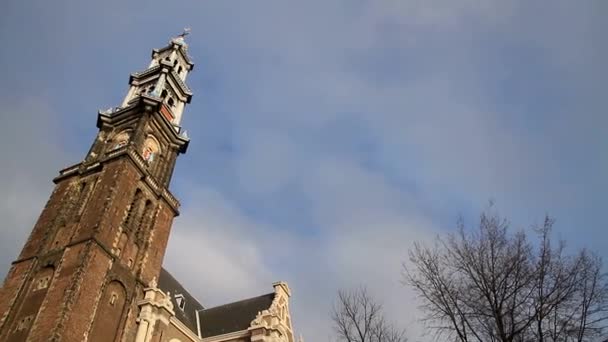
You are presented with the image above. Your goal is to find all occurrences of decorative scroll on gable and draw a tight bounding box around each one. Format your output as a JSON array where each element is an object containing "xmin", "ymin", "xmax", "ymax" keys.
[{"xmin": 249, "ymin": 282, "xmax": 295, "ymax": 342}]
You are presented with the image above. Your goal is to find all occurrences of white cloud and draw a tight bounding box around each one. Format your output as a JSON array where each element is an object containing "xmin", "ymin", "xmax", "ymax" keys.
[
  {"xmin": 164, "ymin": 188, "xmax": 275, "ymax": 306},
  {"xmin": 0, "ymin": 2, "xmax": 605, "ymax": 342},
  {"xmin": 0, "ymin": 98, "xmax": 69, "ymax": 278}
]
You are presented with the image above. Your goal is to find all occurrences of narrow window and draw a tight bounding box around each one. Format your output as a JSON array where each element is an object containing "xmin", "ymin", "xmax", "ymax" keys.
[
  {"xmin": 167, "ymin": 97, "xmax": 175, "ymax": 107},
  {"xmin": 116, "ymin": 232, "xmax": 128, "ymax": 257},
  {"xmin": 75, "ymin": 180, "xmax": 92, "ymax": 216},
  {"xmin": 136, "ymin": 200, "xmax": 153, "ymax": 239},
  {"xmin": 124, "ymin": 189, "xmax": 142, "ymax": 228},
  {"xmin": 161, "ymin": 89, "xmax": 168, "ymax": 99}
]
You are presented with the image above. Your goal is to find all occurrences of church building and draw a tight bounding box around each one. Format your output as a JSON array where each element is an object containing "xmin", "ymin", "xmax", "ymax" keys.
[{"xmin": 0, "ymin": 34, "xmax": 297, "ymax": 342}]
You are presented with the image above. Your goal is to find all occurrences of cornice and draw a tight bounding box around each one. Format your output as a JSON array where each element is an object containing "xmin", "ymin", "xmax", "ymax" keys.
[
  {"xmin": 129, "ymin": 66, "xmax": 192, "ymax": 102},
  {"xmin": 152, "ymin": 43, "xmax": 194, "ymax": 67},
  {"xmin": 169, "ymin": 70, "xmax": 193, "ymax": 98},
  {"xmin": 129, "ymin": 65, "xmax": 161, "ymax": 83},
  {"xmin": 53, "ymin": 147, "xmax": 182, "ymax": 215},
  {"xmin": 97, "ymin": 96, "xmax": 190, "ymax": 153}
]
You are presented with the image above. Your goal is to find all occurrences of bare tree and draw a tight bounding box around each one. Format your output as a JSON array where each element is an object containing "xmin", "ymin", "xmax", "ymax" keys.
[
  {"xmin": 332, "ymin": 287, "xmax": 407, "ymax": 342},
  {"xmin": 404, "ymin": 210, "xmax": 608, "ymax": 342}
]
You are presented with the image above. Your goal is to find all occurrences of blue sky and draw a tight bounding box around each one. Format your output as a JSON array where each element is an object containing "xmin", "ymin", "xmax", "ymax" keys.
[{"xmin": 0, "ymin": 1, "xmax": 606, "ymax": 341}]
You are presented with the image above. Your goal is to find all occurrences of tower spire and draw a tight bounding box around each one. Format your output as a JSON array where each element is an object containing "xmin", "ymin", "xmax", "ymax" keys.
[{"xmin": 120, "ymin": 34, "xmax": 194, "ymax": 128}]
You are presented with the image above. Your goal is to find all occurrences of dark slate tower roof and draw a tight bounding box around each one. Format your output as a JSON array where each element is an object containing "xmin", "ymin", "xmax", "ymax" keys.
[
  {"xmin": 199, "ymin": 293, "xmax": 275, "ymax": 338},
  {"xmin": 158, "ymin": 268, "xmax": 204, "ymax": 333}
]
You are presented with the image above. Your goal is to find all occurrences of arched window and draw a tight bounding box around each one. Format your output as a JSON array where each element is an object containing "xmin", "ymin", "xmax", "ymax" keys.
[
  {"xmin": 90, "ymin": 281, "xmax": 127, "ymax": 342},
  {"xmin": 178, "ymin": 66, "xmax": 183, "ymax": 74},
  {"xmin": 124, "ymin": 189, "xmax": 142, "ymax": 228},
  {"xmin": 160, "ymin": 89, "xmax": 168, "ymax": 99},
  {"xmin": 75, "ymin": 180, "xmax": 94, "ymax": 216},
  {"xmin": 136, "ymin": 200, "xmax": 153, "ymax": 239},
  {"xmin": 167, "ymin": 97, "xmax": 175, "ymax": 107}
]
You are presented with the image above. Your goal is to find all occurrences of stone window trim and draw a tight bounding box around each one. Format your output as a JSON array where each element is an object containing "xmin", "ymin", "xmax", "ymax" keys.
[
  {"xmin": 174, "ymin": 293, "xmax": 186, "ymax": 311},
  {"xmin": 34, "ymin": 275, "xmax": 52, "ymax": 291},
  {"xmin": 15, "ymin": 315, "xmax": 34, "ymax": 332}
]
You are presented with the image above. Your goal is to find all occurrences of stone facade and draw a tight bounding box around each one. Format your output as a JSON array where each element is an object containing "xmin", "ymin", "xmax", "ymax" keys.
[
  {"xmin": 133, "ymin": 281, "xmax": 297, "ymax": 342},
  {"xmin": 0, "ymin": 35, "xmax": 298, "ymax": 342}
]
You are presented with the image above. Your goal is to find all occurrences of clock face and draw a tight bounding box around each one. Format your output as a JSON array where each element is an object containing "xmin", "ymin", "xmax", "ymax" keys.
[
  {"xmin": 111, "ymin": 130, "xmax": 131, "ymax": 150},
  {"xmin": 142, "ymin": 136, "xmax": 160, "ymax": 164},
  {"xmin": 143, "ymin": 147, "xmax": 155, "ymax": 162}
]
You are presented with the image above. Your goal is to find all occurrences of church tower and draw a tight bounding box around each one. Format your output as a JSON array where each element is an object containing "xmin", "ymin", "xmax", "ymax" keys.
[{"xmin": 0, "ymin": 34, "xmax": 194, "ymax": 342}]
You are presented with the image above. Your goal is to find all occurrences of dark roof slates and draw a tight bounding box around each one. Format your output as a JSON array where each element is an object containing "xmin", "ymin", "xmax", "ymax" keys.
[
  {"xmin": 199, "ymin": 293, "xmax": 275, "ymax": 338},
  {"xmin": 157, "ymin": 268, "xmax": 205, "ymax": 333}
]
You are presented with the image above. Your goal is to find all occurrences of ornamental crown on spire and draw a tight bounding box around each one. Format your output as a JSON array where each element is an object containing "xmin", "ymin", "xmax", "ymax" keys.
[
  {"xmin": 171, "ymin": 27, "xmax": 191, "ymax": 47},
  {"xmin": 117, "ymin": 30, "xmax": 194, "ymax": 128}
]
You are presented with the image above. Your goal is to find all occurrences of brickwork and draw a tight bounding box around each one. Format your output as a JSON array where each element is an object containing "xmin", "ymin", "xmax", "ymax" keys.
[
  {"xmin": 0, "ymin": 259, "xmax": 36, "ymax": 333},
  {"xmin": 89, "ymin": 280, "xmax": 127, "ymax": 342},
  {"xmin": 120, "ymin": 283, "xmax": 144, "ymax": 342},
  {"xmin": 0, "ymin": 106, "xmax": 186, "ymax": 341},
  {"xmin": 0, "ymin": 39, "xmax": 193, "ymax": 342}
]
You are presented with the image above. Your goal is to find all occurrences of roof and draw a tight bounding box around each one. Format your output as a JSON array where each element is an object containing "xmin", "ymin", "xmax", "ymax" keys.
[
  {"xmin": 153, "ymin": 41, "xmax": 194, "ymax": 66},
  {"xmin": 157, "ymin": 268, "xmax": 205, "ymax": 333},
  {"xmin": 199, "ymin": 293, "xmax": 275, "ymax": 338}
]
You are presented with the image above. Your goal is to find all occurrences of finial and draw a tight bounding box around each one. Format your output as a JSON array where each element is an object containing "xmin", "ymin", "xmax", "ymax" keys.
[
  {"xmin": 149, "ymin": 276, "xmax": 158, "ymax": 288},
  {"xmin": 171, "ymin": 28, "xmax": 191, "ymax": 47}
]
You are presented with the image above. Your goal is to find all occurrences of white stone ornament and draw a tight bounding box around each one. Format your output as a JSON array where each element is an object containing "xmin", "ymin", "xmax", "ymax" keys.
[{"xmin": 148, "ymin": 276, "xmax": 157, "ymax": 288}]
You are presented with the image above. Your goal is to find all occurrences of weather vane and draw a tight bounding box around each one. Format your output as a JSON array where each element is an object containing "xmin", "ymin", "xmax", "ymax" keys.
[
  {"xmin": 172, "ymin": 27, "xmax": 191, "ymax": 46},
  {"xmin": 178, "ymin": 27, "xmax": 191, "ymax": 38}
]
